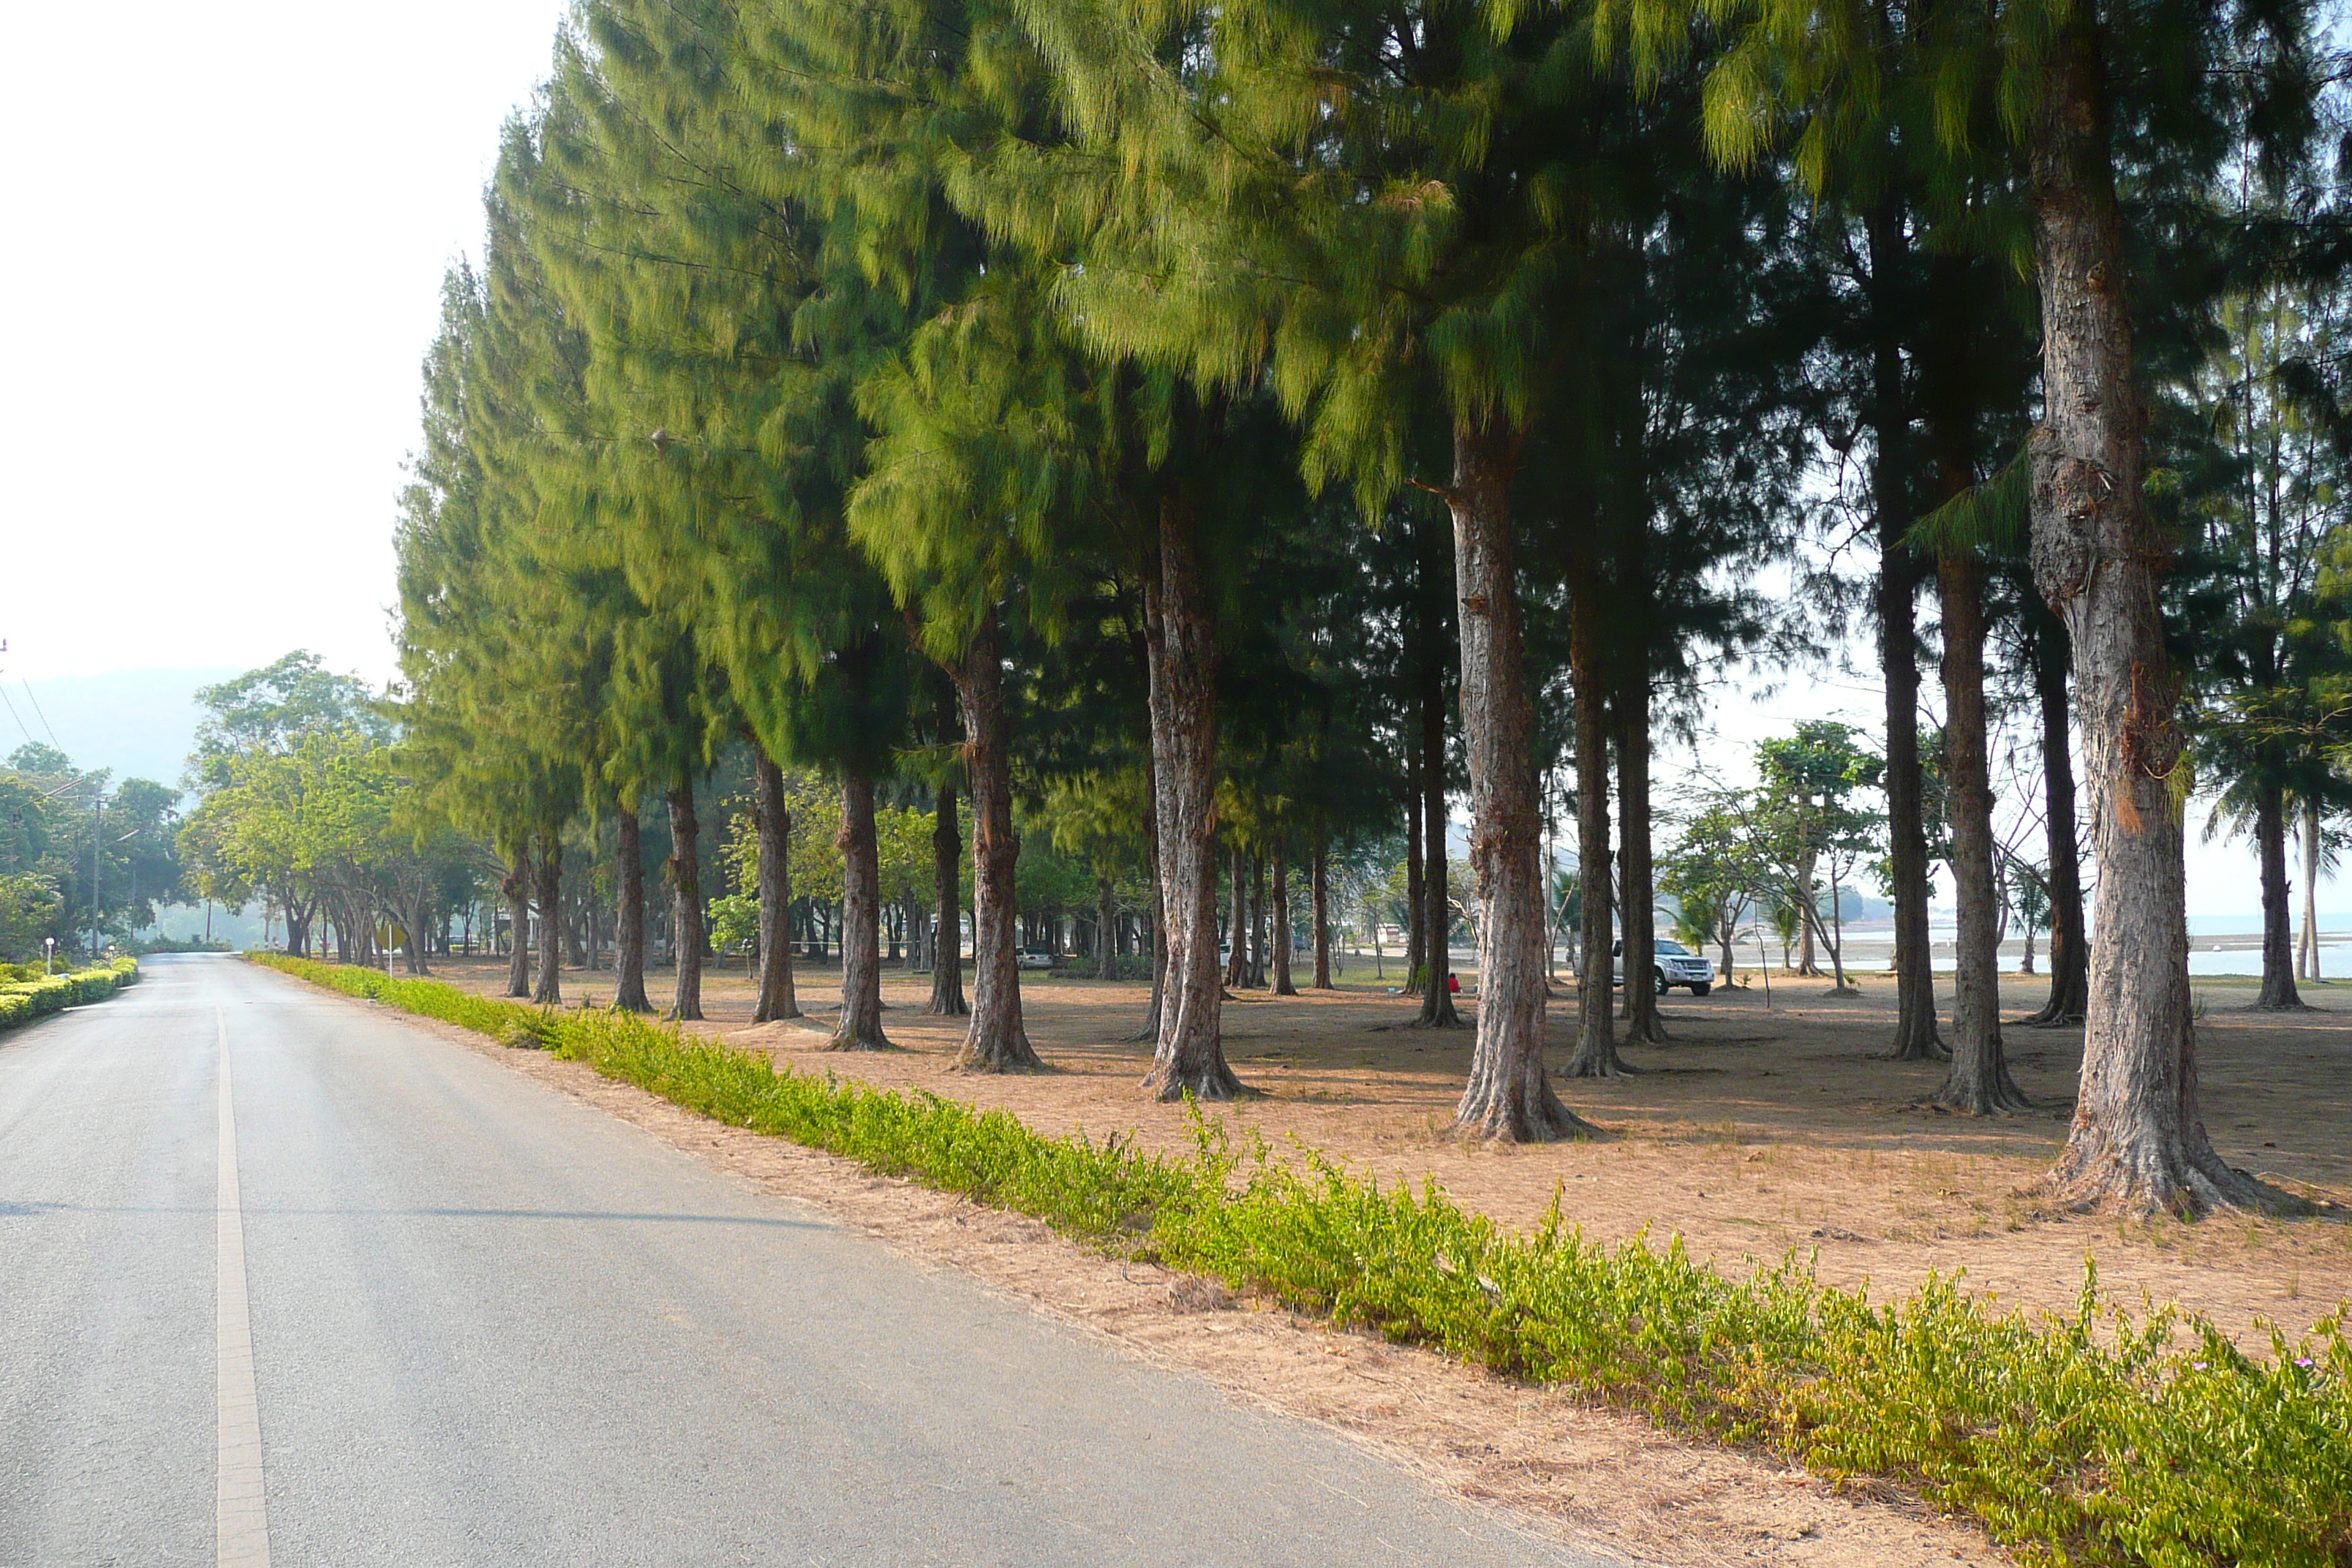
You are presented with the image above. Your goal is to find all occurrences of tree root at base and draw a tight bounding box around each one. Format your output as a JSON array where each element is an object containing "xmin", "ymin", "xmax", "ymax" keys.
[
  {"xmin": 1142, "ymin": 1063, "xmax": 1260, "ymax": 1102},
  {"xmin": 2024, "ymin": 1149, "xmax": 2318, "ymax": 1220},
  {"xmin": 951, "ymin": 1028, "xmax": 1043, "ymax": 1073}
]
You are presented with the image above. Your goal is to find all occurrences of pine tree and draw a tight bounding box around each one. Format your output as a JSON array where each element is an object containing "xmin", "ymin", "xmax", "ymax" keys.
[
  {"xmin": 2174, "ymin": 279, "xmax": 2352, "ymax": 1010},
  {"xmin": 998, "ymin": 0, "xmax": 1614, "ymax": 1136},
  {"xmin": 525, "ymin": 0, "xmax": 928, "ymax": 1044},
  {"xmin": 1667, "ymin": 0, "xmax": 2330, "ymax": 1210}
]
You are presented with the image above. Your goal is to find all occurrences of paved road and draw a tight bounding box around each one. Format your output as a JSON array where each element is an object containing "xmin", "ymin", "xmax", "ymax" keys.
[{"xmin": 0, "ymin": 956, "xmax": 1610, "ymax": 1567}]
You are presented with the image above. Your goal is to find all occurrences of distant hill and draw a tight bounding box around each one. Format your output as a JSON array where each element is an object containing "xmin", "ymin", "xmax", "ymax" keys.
[{"xmin": 1, "ymin": 666, "xmax": 238, "ymax": 794}]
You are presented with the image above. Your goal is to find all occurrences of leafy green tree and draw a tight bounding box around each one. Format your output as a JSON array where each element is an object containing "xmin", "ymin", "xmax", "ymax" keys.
[
  {"xmin": 1659, "ymin": 804, "xmax": 1760, "ymax": 984},
  {"xmin": 190, "ymin": 653, "xmax": 387, "ymax": 790},
  {"xmin": 1042, "ymin": 770, "xmax": 1153, "ymax": 979},
  {"xmin": 107, "ymin": 777, "xmax": 187, "ymax": 934},
  {"xmin": 1749, "ymin": 723, "xmax": 1885, "ymax": 992},
  {"xmin": 0, "ymin": 749, "xmax": 189, "ymax": 955},
  {"xmin": 0, "ymin": 874, "xmax": 58, "ymax": 963}
]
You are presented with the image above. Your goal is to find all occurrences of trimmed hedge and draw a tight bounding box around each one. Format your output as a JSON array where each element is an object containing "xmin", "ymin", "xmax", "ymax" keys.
[
  {"xmin": 0, "ymin": 956, "xmax": 138, "ymax": 1031},
  {"xmin": 252, "ymin": 951, "xmax": 2351, "ymax": 1568}
]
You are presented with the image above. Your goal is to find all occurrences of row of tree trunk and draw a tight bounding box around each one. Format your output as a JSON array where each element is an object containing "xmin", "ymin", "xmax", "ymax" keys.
[{"xmin": 464, "ymin": 174, "xmax": 2286, "ymax": 1218}]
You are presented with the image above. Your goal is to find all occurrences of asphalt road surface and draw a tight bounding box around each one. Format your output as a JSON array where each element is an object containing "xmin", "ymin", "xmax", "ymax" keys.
[{"xmin": 0, "ymin": 955, "xmax": 1613, "ymax": 1567}]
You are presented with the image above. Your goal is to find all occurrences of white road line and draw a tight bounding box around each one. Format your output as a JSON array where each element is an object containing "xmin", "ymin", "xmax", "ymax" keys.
[{"xmin": 216, "ymin": 1009, "xmax": 271, "ymax": 1568}]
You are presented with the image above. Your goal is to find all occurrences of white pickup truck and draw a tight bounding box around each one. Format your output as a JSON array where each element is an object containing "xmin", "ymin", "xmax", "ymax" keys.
[{"xmin": 1612, "ymin": 938, "xmax": 1715, "ymax": 996}]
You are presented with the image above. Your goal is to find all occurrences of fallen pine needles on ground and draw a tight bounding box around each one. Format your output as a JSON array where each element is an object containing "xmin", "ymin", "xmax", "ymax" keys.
[{"xmin": 254, "ymin": 952, "xmax": 2352, "ymax": 1568}]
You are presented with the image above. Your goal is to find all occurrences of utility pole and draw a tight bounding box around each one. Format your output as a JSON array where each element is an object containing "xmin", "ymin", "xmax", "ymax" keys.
[{"xmin": 90, "ymin": 788, "xmax": 103, "ymax": 962}]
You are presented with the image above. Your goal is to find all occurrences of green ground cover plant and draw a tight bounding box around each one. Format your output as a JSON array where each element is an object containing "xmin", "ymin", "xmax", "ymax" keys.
[
  {"xmin": 253, "ymin": 951, "xmax": 2351, "ymax": 1567},
  {"xmin": 0, "ymin": 957, "xmax": 139, "ymax": 1031}
]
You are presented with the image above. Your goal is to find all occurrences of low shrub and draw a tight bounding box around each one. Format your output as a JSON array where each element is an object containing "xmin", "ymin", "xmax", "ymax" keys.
[
  {"xmin": 0, "ymin": 956, "xmax": 140, "ymax": 1030},
  {"xmin": 135, "ymin": 935, "xmax": 233, "ymax": 954},
  {"xmin": 252, "ymin": 951, "xmax": 2352, "ymax": 1568}
]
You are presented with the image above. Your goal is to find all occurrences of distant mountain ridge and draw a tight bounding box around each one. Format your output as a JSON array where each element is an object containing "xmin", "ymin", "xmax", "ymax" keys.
[{"xmin": 0, "ymin": 666, "xmax": 238, "ymax": 794}]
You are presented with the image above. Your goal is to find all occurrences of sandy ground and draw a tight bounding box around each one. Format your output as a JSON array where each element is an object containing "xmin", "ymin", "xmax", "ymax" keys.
[
  {"xmin": 424, "ymin": 951, "xmax": 2352, "ymax": 1348},
  {"xmin": 333, "ymin": 977, "xmax": 2012, "ymax": 1568}
]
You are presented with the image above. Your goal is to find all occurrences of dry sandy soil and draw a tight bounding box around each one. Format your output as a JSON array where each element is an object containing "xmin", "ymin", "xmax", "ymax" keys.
[
  {"xmin": 437, "ymin": 953, "xmax": 2352, "ymax": 1345},
  {"xmin": 344, "ymin": 952, "xmax": 2352, "ymax": 1564}
]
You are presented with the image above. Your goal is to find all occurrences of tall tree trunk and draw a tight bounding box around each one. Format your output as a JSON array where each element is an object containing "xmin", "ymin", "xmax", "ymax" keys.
[
  {"xmin": 1142, "ymin": 491, "xmax": 1245, "ymax": 1099},
  {"xmin": 1542, "ymin": 773, "xmax": 1560, "ymax": 984},
  {"xmin": 2025, "ymin": 21, "xmax": 2296, "ymax": 1215},
  {"xmin": 532, "ymin": 832, "xmax": 564, "ymax": 1008},
  {"xmin": 1415, "ymin": 570, "xmax": 1462, "ymax": 1028},
  {"xmin": 1870, "ymin": 204, "xmax": 1946, "ymax": 1061},
  {"xmin": 2254, "ymin": 777, "xmax": 2303, "ymax": 1010},
  {"xmin": 754, "ymin": 754, "xmax": 800, "ymax": 1022},
  {"xmin": 950, "ymin": 634, "xmax": 1035, "ymax": 1067},
  {"xmin": 1418, "ymin": 771, "xmax": 1463, "ymax": 1025},
  {"xmin": 829, "ymin": 773, "xmax": 892, "ymax": 1050},
  {"xmin": 1616, "ymin": 676, "xmax": 1667, "ymax": 1044},
  {"xmin": 666, "ymin": 786, "xmax": 704, "ymax": 1023},
  {"xmin": 949, "ymin": 621, "xmax": 1036, "ymax": 1068},
  {"xmin": 1096, "ymin": 875, "xmax": 1118, "ymax": 981},
  {"xmin": 752, "ymin": 798, "xmax": 772, "ymax": 990},
  {"xmin": 562, "ymin": 902, "xmax": 588, "ymax": 970},
  {"xmin": 1271, "ymin": 842, "xmax": 1296, "ymax": 995},
  {"xmin": 1248, "ymin": 851, "xmax": 1268, "ymax": 988},
  {"xmin": 1403, "ymin": 789, "xmax": 1425, "ymax": 992},
  {"xmin": 1128, "ymin": 761, "xmax": 1166, "ymax": 1041},
  {"xmin": 1795, "ymin": 853, "xmax": 1823, "ymax": 976},
  {"xmin": 1562, "ymin": 555, "xmax": 1621, "ymax": 1077},
  {"xmin": 1224, "ymin": 841, "xmax": 1250, "ymax": 989},
  {"xmin": 1934, "ymin": 551, "xmax": 2029, "ymax": 1112},
  {"xmin": 930, "ymin": 782, "xmax": 969, "ymax": 1016},
  {"xmin": 2024, "ymin": 613, "xmax": 2088, "ymax": 1024},
  {"xmin": 1311, "ymin": 840, "xmax": 1334, "ymax": 990},
  {"xmin": 403, "ymin": 892, "xmax": 432, "ymax": 976},
  {"xmin": 2302, "ymin": 798, "xmax": 2321, "ymax": 982},
  {"xmin": 1444, "ymin": 421, "xmax": 1591, "ymax": 1140},
  {"xmin": 1827, "ymin": 868, "xmax": 1852, "ymax": 990},
  {"xmin": 613, "ymin": 807, "xmax": 652, "ymax": 1012},
  {"xmin": 503, "ymin": 847, "xmax": 532, "ymax": 999},
  {"xmin": 1920, "ymin": 246, "xmax": 2023, "ymax": 1109}
]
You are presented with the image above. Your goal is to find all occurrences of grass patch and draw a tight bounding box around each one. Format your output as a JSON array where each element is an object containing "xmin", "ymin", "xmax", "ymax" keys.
[
  {"xmin": 253, "ymin": 952, "xmax": 2351, "ymax": 1567},
  {"xmin": 0, "ymin": 956, "xmax": 138, "ymax": 1030}
]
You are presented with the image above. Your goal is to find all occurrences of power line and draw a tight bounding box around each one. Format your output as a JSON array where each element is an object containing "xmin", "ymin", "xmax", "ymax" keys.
[
  {"xmin": 20, "ymin": 679, "xmax": 61, "ymax": 747},
  {"xmin": 0, "ymin": 685, "xmax": 34, "ymax": 749}
]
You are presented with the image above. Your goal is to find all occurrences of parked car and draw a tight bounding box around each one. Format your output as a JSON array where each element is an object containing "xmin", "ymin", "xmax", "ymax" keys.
[
  {"xmin": 1016, "ymin": 947, "xmax": 1056, "ymax": 971},
  {"xmin": 1611, "ymin": 938, "xmax": 1715, "ymax": 996}
]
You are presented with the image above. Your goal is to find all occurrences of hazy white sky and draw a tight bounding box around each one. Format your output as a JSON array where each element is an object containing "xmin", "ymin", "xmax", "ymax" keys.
[
  {"xmin": 0, "ymin": 0, "xmax": 2311, "ymax": 918},
  {"xmin": 0, "ymin": 0, "xmax": 569, "ymax": 685}
]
